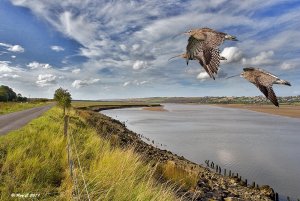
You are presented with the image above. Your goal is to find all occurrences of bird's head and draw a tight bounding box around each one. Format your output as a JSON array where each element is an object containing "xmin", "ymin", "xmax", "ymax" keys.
[
  {"xmin": 240, "ymin": 72, "xmax": 245, "ymax": 78},
  {"xmin": 184, "ymin": 29, "xmax": 193, "ymax": 35}
]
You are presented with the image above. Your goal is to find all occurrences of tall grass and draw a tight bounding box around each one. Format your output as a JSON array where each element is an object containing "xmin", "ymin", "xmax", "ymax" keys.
[
  {"xmin": 0, "ymin": 102, "xmax": 49, "ymax": 115},
  {"xmin": 0, "ymin": 107, "xmax": 179, "ymax": 200}
]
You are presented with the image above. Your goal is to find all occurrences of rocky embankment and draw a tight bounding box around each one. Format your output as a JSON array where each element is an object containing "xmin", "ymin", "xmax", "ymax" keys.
[{"xmin": 76, "ymin": 106, "xmax": 275, "ymax": 201}]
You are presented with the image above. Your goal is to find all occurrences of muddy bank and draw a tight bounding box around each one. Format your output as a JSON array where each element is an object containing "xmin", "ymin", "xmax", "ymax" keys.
[{"xmin": 76, "ymin": 106, "xmax": 275, "ymax": 201}]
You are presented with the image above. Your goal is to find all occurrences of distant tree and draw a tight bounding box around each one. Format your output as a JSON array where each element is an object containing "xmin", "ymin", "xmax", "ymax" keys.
[
  {"xmin": 0, "ymin": 85, "xmax": 17, "ymax": 102},
  {"xmin": 54, "ymin": 87, "xmax": 72, "ymax": 116}
]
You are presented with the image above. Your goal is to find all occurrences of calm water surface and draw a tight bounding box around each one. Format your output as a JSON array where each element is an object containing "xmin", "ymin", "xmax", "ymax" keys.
[{"xmin": 102, "ymin": 104, "xmax": 300, "ymax": 199}]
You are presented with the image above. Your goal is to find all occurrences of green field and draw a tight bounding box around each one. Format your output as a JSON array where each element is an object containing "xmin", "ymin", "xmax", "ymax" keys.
[{"xmin": 0, "ymin": 102, "xmax": 51, "ymax": 115}]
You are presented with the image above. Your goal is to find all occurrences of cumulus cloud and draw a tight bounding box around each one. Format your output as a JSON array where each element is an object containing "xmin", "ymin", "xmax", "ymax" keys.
[
  {"xmin": 8, "ymin": 45, "xmax": 24, "ymax": 53},
  {"xmin": 72, "ymin": 78, "xmax": 100, "ymax": 89},
  {"xmin": 242, "ymin": 51, "xmax": 275, "ymax": 66},
  {"xmin": 133, "ymin": 60, "xmax": 148, "ymax": 70},
  {"xmin": 0, "ymin": 42, "xmax": 24, "ymax": 53},
  {"xmin": 221, "ymin": 47, "xmax": 243, "ymax": 63},
  {"xmin": 197, "ymin": 71, "xmax": 210, "ymax": 81},
  {"xmin": 50, "ymin": 45, "xmax": 64, "ymax": 52},
  {"xmin": 36, "ymin": 74, "xmax": 57, "ymax": 87},
  {"xmin": 27, "ymin": 61, "xmax": 52, "ymax": 69},
  {"xmin": 0, "ymin": 61, "xmax": 22, "ymax": 73}
]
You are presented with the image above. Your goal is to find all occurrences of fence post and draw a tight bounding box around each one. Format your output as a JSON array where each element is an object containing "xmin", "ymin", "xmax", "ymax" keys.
[{"xmin": 64, "ymin": 115, "xmax": 69, "ymax": 137}]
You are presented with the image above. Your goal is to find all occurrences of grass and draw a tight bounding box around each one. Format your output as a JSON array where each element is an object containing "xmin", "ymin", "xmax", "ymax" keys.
[
  {"xmin": 0, "ymin": 102, "xmax": 50, "ymax": 115},
  {"xmin": 0, "ymin": 107, "xmax": 179, "ymax": 200},
  {"xmin": 157, "ymin": 161, "xmax": 198, "ymax": 191}
]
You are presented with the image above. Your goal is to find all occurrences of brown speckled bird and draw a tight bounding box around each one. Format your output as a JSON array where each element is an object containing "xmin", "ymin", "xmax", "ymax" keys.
[
  {"xmin": 168, "ymin": 52, "xmax": 227, "ymax": 62},
  {"xmin": 184, "ymin": 28, "xmax": 237, "ymax": 80},
  {"xmin": 241, "ymin": 67, "xmax": 291, "ymax": 107}
]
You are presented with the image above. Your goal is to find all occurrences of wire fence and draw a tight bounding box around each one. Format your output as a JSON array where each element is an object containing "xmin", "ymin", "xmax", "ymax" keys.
[{"xmin": 65, "ymin": 115, "xmax": 91, "ymax": 201}]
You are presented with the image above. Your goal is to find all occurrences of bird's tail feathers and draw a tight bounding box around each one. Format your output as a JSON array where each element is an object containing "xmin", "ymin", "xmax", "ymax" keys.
[
  {"xmin": 225, "ymin": 34, "xmax": 238, "ymax": 41},
  {"xmin": 275, "ymin": 79, "xmax": 291, "ymax": 86}
]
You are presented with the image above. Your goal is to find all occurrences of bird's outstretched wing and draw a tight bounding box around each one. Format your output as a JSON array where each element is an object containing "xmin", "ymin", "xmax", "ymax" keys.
[
  {"xmin": 186, "ymin": 36, "xmax": 204, "ymax": 64},
  {"xmin": 255, "ymin": 77, "xmax": 279, "ymax": 107},
  {"xmin": 204, "ymin": 31, "xmax": 225, "ymax": 48},
  {"xmin": 196, "ymin": 48, "xmax": 221, "ymax": 80}
]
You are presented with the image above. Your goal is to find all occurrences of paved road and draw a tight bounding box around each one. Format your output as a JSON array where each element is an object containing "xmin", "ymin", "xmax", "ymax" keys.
[{"xmin": 0, "ymin": 104, "xmax": 54, "ymax": 135}]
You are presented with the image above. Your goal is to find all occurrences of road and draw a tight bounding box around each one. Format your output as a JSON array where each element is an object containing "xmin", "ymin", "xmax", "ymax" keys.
[{"xmin": 0, "ymin": 104, "xmax": 53, "ymax": 135}]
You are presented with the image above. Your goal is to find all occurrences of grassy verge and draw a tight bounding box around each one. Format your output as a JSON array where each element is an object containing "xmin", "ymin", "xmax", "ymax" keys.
[
  {"xmin": 0, "ymin": 102, "xmax": 50, "ymax": 115},
  {"xmin": 0, "ymin": 107, "xmax": 178, "ymax": 200}
]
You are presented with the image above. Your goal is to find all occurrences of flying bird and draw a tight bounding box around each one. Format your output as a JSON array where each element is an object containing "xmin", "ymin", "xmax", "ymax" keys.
[
  {"xmin": 241, "ymin": 67, "xmax": 291, "ymax": 107},
  {"xmin": 168, "ymin": 52, "xmax": 227, "ymax": 62},
  {"xmin": 184, "ymin": 28, "xmax": 238, "ymax": 79}
]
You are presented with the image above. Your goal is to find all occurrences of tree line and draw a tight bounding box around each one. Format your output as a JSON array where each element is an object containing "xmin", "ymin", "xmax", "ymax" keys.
[{"xmin": 0, "ymin": 85, "xmax": 27, "ymax": 102}]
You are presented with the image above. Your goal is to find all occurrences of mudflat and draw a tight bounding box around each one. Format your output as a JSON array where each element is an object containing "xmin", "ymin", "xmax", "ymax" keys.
[
  {"xmin": 142, "ymin": 106, "xmax": 167, "ymax": 112},
  {"xmin": 215, "ymin": 104, "xmax": 300, "ymax": 118}
]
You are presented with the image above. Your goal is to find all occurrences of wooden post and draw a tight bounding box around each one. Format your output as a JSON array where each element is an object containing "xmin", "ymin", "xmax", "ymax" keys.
[
  {"xmin": 287, "ymin": 196, "xmax": 290, "ymax": 201},
  {"xmin": 245, "ymin": 179, "xmax": 247, "ymax": 186},
  {"xmin": 275, "ymin": 193, "xmax": 278, "ymax": 201},
  {"xmin": 64, "ymin": 115, "xmax": 69, "ymax": 137}
]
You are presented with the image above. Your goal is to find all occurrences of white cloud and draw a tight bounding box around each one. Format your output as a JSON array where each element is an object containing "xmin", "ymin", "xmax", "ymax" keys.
[
  {"xmin": 0, "ymin": 61, "xmax": 13, "ymax": 73},
  {"xmin": 221, "ymin": 47, "xmax": 243, "ymax": 63},
  {"xmin": 36, "ymin": 74, "xmax": 57, "ymax": 87},
  {"xmin": 133, "ymin": 60, "xmax": 148, "ymax": 70},
  {"xmin": 132, "ymin": 44, "xmax": 140, "ymax": 51},
  {"xmin": 8, "ymin": 45, "xmax": 24, "ymax": 53},
  {"xmin": 27, "ymin": 61, "xmax": 52, "ymax": 69},
  {"xmin": 123, "ymin": 81, "xmax": 131, "ymax": 87},
  {"xmin": 11, "ymin": 55, "xmax": 16, "ymax": 59},
  {"xmin": 0, "ymin": 42, "xmax": 25, "ymax": 53},
  {"xmin": 72, "ymin": 68, "xmax": 81, "ymax": 74},
  {"xmin": 0, "ymin": 74, "xmax": 20, "ymax": 78},
  {"xmin": 123, "ymin": 80, "xmax": 149, "ymax": 87},
  {"xmin": 119, "ymin": 44, "xmax": 127, "ymax": 51},
  {"xmin": 242, "ymin": 51, "xmax": 275, "ymax": 66},
  {"xmin": 197, "ymin": 71, "xmax": 210, "ymax": 80},
  {"xmin": 280, "ymin": 62, "xmax": 295, "ymax": 70},
  {"xmin": 0, "ymin": 61, "xmax": 22, "ymax": 74},
  {"xmin": 51, "ymin": 45, "xmax": 64, "ymax": 52},
  {"xmin": 72, "ymin": 78, "xmax": 100, "ymax": 89}
]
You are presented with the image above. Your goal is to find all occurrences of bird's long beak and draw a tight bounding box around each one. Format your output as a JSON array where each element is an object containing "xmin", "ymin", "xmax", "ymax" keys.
[
  {"xmin": 172, "ymin": 32, "xmax": 188, "ymax": 39},
  {"xmin": 225, "ymin": 74, "xmax": 240, "ymax": 79},
  {"xmin": 168, "ymin": 54, "xmax": 182, "ymax": 61}
]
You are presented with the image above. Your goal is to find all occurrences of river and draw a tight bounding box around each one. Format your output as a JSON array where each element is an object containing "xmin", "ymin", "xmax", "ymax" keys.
[{"xmin": 101, "ymin": 104, "xmax": 300, "ymax": 199}]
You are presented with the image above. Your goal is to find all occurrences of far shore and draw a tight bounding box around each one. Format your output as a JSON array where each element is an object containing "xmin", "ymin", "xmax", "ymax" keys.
[
  {"xmin": 214, "ymin": 104, "xmax": 300, "ymax": 118},
  {"xmin": 142, "ymin": 106, "xmax": 167, "ymax": 112}
]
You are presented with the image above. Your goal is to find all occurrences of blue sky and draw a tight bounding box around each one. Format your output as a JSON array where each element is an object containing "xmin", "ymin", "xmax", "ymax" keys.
[{"xmin": 0, "ymin": 0, "xmax": 300, "ymax": 99}]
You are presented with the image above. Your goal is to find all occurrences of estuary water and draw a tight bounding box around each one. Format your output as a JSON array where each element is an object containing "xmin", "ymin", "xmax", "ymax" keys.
[{"xmin": 101, "ymin": 104, "xmax": 300, "ymax": 199}]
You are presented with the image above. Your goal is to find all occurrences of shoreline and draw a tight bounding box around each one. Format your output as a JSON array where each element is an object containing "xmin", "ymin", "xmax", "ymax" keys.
[
  {"xmin": 77, "ymin": 105, "xmax": 276, "ymax": 200},
  {"xmin": 213, "ymin": 104, "xmax": 300, "ymax": 119}
]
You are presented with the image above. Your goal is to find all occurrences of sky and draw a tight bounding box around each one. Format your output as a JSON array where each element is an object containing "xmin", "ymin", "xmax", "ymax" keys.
[{"xmin": 0, "ymin": 0, "xmax": 300, "ymax": 99}]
